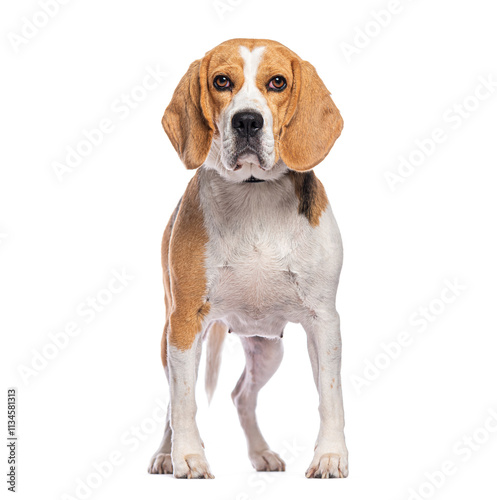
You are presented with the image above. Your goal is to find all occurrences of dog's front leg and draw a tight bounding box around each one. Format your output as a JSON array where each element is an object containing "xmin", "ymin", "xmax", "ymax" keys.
[
  {"xmin": 168, "ymin": 329, "xmax": 214, "ymax": 479},
  {"xmin": 304, "ymin": 312, "xmax": 349, "ymax": 478}
]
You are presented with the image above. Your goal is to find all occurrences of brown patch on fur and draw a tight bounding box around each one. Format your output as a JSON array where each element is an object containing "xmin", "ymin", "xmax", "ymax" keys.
[
  {"xmin": 161, "ymin": 172, "xmax": 210, "ymax": 352},
  {"xmin": 278, "ymin": 58, "xmax": 343, "ymax": 171},
  {"xmin": 162, "ymin": 60, "xmax": 214, "ymax": 170},
  {"xmin": 203, "ymin": 41, "xmax": 245, "ymax": 126},
  {"xmin": 159, "ymin": 200, "xmax": 180, "ymax": 367},
  {"xmin": 288, "ymin": 171, "xmax": 329, "ymax": 227}
]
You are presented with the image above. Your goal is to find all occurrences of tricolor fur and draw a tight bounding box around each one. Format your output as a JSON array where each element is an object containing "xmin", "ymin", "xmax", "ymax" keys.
[{"xmin": 149, "ymin": 38, "xmax": 348, "ymax": 479}]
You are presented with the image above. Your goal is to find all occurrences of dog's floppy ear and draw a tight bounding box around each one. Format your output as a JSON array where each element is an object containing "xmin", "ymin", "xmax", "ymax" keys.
[
  {"xmin": 279, "ymin": 60, "xmax": 343, "ymax": 171},
  {"xmin": 162, "ymin": 59, "xmax": 214, "ymax": 170}
]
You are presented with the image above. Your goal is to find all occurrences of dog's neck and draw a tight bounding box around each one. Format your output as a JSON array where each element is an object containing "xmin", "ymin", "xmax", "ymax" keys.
[
  {"xmin": 197, "ymin": 166, "xmax": 329, "ymax": 232},
  {"xmin": 197, "ymin": 167, "xmax": 296, "ymax": 226}
]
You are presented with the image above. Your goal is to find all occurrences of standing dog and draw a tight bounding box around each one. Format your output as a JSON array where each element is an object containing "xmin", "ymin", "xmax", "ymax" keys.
[{"xmin": 148, "ymin": 38, "xmax": 348, "ymax": 479}]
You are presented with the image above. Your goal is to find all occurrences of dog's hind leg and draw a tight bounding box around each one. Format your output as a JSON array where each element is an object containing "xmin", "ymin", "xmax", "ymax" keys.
[
  {"xmin": 232, "ymin": 335, "xmax": 286, "ymax": 472},
  {"xmin": 148, "ymin": 403, "xmax": 173, "ymax": 474},
  {"xmin": 148, "ymin": 324, "xmax": 173, "ymax": 474}
]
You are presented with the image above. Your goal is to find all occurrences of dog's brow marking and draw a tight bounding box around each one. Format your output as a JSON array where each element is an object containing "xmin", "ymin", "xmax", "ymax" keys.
[{"xmin": 239, "ymin": 45, "xmax": 265, "ymax": 91}]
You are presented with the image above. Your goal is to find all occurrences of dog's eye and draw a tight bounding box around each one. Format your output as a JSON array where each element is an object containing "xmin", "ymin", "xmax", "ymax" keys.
[
  {"xmin": 213, "ymin": 75, "xmax": 232, "ymax": 91},
  {"xmin": 268, "ymin": 76, "xmax": 287, "ymax": 91}
]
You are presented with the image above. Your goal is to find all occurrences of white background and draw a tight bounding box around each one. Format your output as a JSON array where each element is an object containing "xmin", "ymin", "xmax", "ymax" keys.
[{"xmin": 2, "ymin": 0, "xmax": 497, "ymax": 499}]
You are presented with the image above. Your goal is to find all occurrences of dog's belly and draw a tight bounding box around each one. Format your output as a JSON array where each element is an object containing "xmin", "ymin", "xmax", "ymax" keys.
[{"xmin": 206, "ymin": 248, "xmax": 305, "ymax": 336}]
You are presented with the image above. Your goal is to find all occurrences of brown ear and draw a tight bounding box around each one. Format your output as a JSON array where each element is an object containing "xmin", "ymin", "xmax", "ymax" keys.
[
  {"xmin": 279, "ymin": 60, "xmax": 343, "ymax": 171},
  {"xmin": 162, "ymin": 59, "xmax": 214, "ymax": 170}
]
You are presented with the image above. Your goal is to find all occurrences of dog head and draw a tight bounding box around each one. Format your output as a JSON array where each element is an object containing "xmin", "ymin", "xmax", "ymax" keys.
[{"xmin": 162, "ymin": 38, "xmax": 343, "ymax": 182}]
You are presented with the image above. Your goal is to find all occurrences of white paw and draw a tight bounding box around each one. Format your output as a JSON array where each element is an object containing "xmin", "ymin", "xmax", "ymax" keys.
[
  {"xmin": 250, "ymin": 449, "xmax": 286, "ymax": 472},
  {"xmin": 172, "ymin": 453, "xmax": 214, "ymax": 479},
  {"xmin": 148, "ymin": 452, "xmax": 173, "ymax": 474},
  {"xmin": 305, "ymin": 452, "xmax": 348, "ymax": 479}
]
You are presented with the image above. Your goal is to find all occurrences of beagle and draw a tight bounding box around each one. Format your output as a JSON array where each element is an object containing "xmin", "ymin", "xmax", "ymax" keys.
[{"xmin": 148, "ymin": 38, "xmax": 348, "ymax": 479}]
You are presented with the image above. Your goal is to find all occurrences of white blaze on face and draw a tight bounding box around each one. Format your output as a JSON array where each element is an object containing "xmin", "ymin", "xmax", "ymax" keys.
[
  {"xmin": 211, "ymin": 45, "xmax": 278, "ymax": 182},
  {"xmin": 235, "ymin": 45, "xmax": 274, "ymax": 154},
  {"xmin": 233, "ymin": 46, "xmax": 272, "ymax": 132}
]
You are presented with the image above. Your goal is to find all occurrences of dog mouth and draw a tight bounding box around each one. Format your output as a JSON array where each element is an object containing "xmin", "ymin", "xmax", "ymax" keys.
[
  {"xmin": 243, "ymin": 175, "xmax": 265, "ymax": 183},
  {"xmin": 231, "ymin": 152, "xmax": 266, "ymax": 183},
  {"xmin": 232, "ymin": 150, "xmax": 264, "ymax": 171}
]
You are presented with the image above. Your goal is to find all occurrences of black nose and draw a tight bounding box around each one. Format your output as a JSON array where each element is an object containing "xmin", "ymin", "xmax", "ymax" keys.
[{"xmin": 231, "ymin": 111, "xmax": 263, "ymax": 138}]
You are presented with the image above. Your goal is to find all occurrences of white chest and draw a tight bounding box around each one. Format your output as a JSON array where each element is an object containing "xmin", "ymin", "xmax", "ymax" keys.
[{"xmin": 198, "ymin": 169, "xmax": 342, "ymax": 336}]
